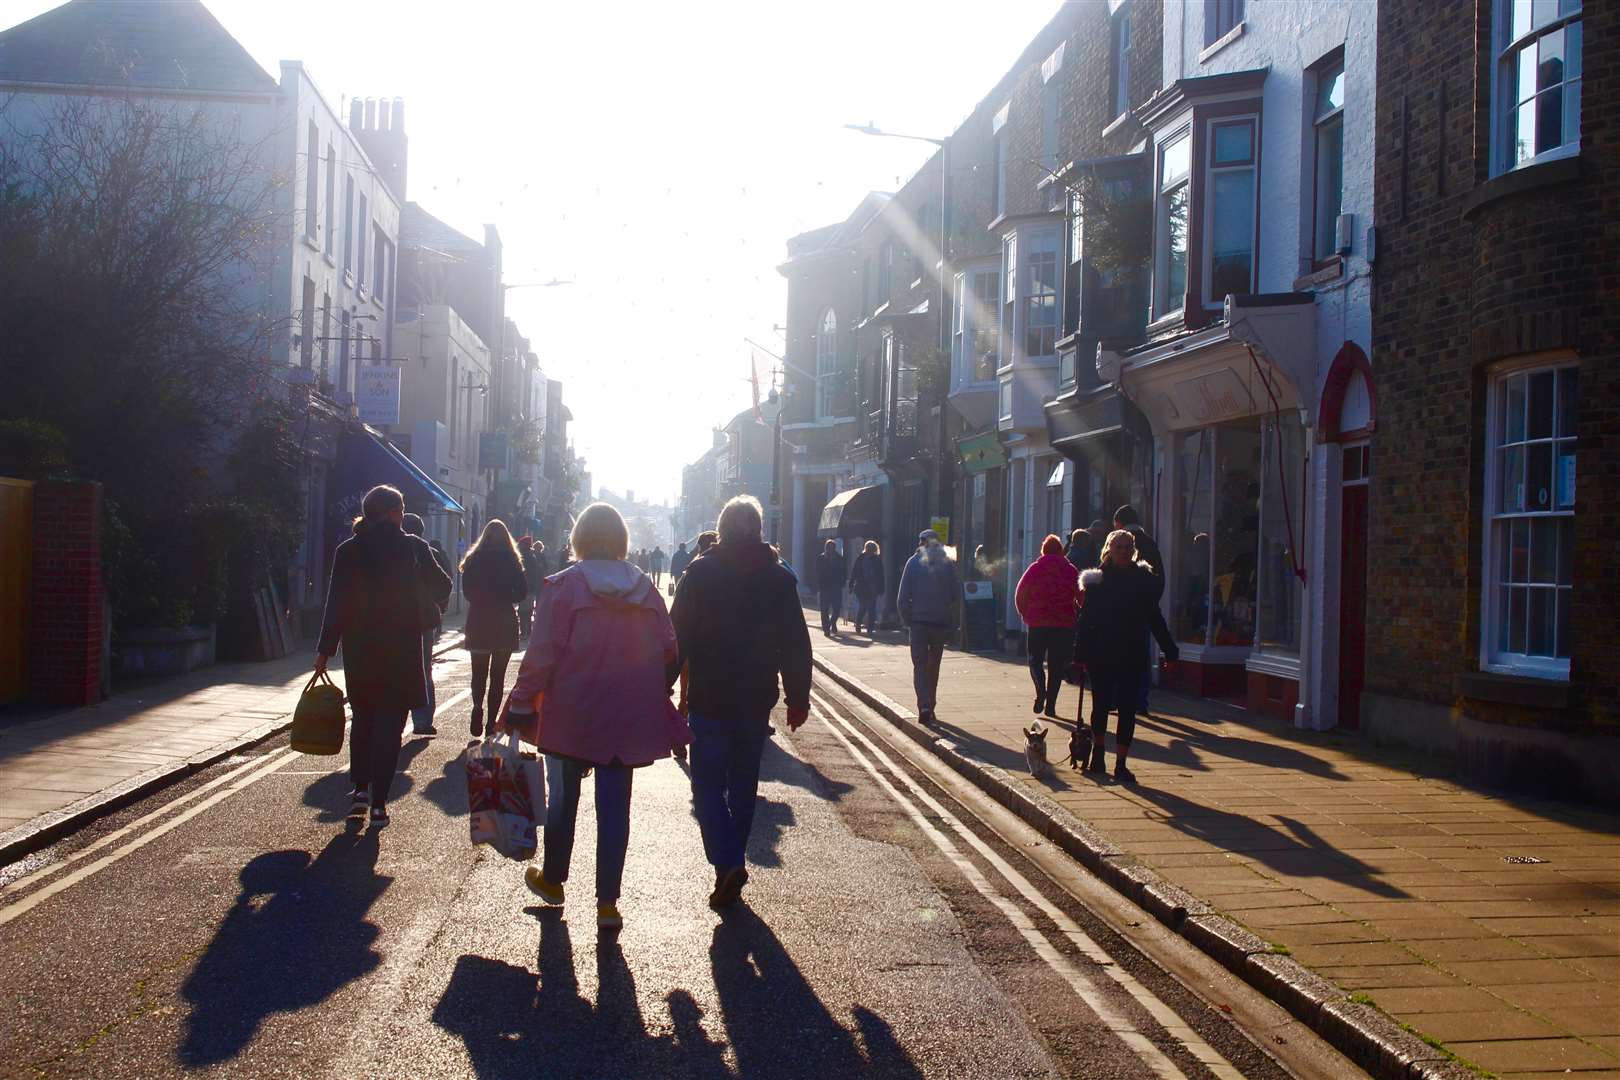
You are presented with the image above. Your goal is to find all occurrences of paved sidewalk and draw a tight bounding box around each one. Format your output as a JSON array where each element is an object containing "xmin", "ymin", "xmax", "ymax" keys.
[
  {"xmin": 0, "ymin": 621, "xmax": 464, "ymax": 862},
  {"xmin": 809, "ymin": 616, "xmax": 1620, "ymax": 1079}
]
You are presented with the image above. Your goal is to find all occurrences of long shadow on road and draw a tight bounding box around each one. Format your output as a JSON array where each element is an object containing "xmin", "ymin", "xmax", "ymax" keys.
[{"xmin": 178, "ymin": 829, "xmax": 390, "ymax": 1066}]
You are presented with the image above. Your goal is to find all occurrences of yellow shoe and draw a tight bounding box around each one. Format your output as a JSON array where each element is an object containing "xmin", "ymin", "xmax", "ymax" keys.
[
  {"xmin": 597, "ymin": 903, "xmax": 623, "ymax": 931},
  {"xmin": 524, "ymin": 866, "xmax": 564, "ymax": 905}
]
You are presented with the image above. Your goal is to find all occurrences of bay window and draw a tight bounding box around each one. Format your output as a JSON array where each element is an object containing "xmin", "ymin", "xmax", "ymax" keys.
[
  {"xmin": 1484, "ymin": 362, "xmax": 1577, "ymax": 676},
  {"xmin": 1000, "ymin": 232, "xmax": 1017, "ymax": 368},
  {"xmin": 954, "ymin": 267, "xmax": 1000, "ymax": 387},
  {"xmin": 1495, "ymin": 0, "xmax": 1582, "ymax": 173},
  {"xmin": 1024, "ymin": 231, "xmax": 1059, "ymax": 360},
  {"xmin": 1206, "ymin": 119, "xmax": 1256, "ymax": 304},
  {"xmin": 815, "ymin": 307, "xmax": 838, "ymax": 417},
  {"xmin": 1155, "ymin": 133, "xmax": 1190, "ymax": 317},
  {"xmin": 1312, "ymin": 63, "xmax": 1345, "ymax": 263}
]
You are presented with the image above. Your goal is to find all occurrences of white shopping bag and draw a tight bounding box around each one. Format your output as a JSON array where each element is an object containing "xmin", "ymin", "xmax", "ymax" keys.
[{"xmin": 465, "ymin": 732, "xmax": 542, "ymax": 860}]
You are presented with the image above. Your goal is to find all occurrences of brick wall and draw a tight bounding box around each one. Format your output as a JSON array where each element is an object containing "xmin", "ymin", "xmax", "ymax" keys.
[
  {"xmin": 28, "ymin": 480, "xmax": 104, "ymax": 707},
  {"xmin": 1367, "ymin": 0, "xmax": 1620, "ymax": 729}
]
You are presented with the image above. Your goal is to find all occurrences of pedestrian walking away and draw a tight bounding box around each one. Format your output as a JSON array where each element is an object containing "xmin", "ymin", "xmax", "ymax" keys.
[
  {"xmin": 1075, "ymin": 529, "xmax": 1178, "ymax": 784},
  {"xmin": 1015, "ymin": 534, "xmax": 1081, "ymax": 720},
  {"xmin": 500, "ymin": 502, "xmax": 687, "ymax": 932},
  {"xmin": 898, "ymin": 529, "xmax": 958, "ymax": 726},
  {"xmin": 402, "ymin": 513, "xmax": 452, "ymax": 736},
  {"xmin": 671, "ymin": 495, "xmax": 811, "ymax": 910},
  {"xmin": 650, "ymin": 545, "xmax": 666, "ymax": 587},
  {"xmin": 316, "ymin": 485, "xmax": 452, "ymax": 826},
  {"xmin": 814, "ymin": 538, "xmax": 844, "ymax": 636},
  {"xmin": 847, "ymin": 539, "xmax": 885, "ymax": 634},
  {"xmin": 1113, "ymin": 504, "xmax": 1172, "ymax": 715},
  {"xmin": 674, "ymin": 530, "xmax": 720, "ymax": 724},
  {"xmin": 669, "ymin": 540, "xmax": 691, "ymax": 587},
  {"xmin": 460, "ymin": 519, "xmax": 529, "ymax": 738},
  {"xmin": 1063, "ymin": 527, "xmax": 1098, "ymax": 573},
  {"xmin": 516, "ymin": 535, "xmax": 538, "ymax": 641}
]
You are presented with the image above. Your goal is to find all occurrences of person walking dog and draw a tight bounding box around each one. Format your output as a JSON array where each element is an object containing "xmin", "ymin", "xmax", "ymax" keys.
[
  {"xmin": 847, "ymin": 540, "xmax": 884, "ymax": 635},
  {"xmin": 1015, "ymin": 534, "xmax": 1081, "ymax": 719},
  {"xmin": 316, "ymin": 485, "xmax": 452, "ymax": 826},
  {"xmin": 1075, "ymin": 529, "xmax": 1178, "ymax": 784},
  {"xmin": 460, "ymin": 520, "xmax": 529, "ymax": 738},
  {"xmin": 501, "ymin": 502, "xmax": 685, "ymax": 932},
  {"xmin": 897, "ymin": 529, "xmax": 958, "ymax": 727},
  {"xmin": 672, "ymin": 495, "xmax": 812, "ymax": 909}
]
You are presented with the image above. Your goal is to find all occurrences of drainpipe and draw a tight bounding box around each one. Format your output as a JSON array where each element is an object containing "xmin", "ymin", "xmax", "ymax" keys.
[{"xmin": 1293, "ymin": 412, "xmax": 1315, "ymax": 730}]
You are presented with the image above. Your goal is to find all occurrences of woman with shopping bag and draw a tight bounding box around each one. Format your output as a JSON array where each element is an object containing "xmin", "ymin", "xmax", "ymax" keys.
[
  {"xmin": 497, "ymin": 501, "xmax": 687, "ymax": 932},
  {"xmin": 316, "ymin": 484, "xmax": 453, "ymax": 826}
]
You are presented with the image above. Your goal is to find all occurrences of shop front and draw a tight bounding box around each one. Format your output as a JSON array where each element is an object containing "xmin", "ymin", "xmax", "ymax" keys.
[
  {"xmin": 1103, "ymin": 295, "xmax": 1316, "ymax": 719},
  {"xmin": 1045, "ymin": 386, "xmax": 1156, "ymax": 536}
]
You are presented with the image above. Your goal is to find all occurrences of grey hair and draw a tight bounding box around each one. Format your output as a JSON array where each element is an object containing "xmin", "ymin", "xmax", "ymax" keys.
[
  {"xmin": 570, "ymin": 502, "xmax": 630, "ymax": 561},
  {"xmin": 717, "ymin": 495, "xmax": 764, "ymax": 544}
]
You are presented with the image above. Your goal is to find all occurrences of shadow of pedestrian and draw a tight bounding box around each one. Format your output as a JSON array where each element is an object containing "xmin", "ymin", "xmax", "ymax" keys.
[
  {"xmin": 178, "ymin": 831, "xmax": 390, "ymax": 1066},
  {"xmin": 299, "ymin": 739, "xmax": 427, "ymax": 822},
  {"xmin": 710, "ymin": 905, "xmax": 923, "ymax": 1079}
]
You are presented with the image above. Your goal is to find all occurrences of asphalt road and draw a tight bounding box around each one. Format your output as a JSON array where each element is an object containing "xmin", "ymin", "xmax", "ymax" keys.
[{"xmin": 0, "ymin": 653, "xmax": 1313, "ymax": 1079}]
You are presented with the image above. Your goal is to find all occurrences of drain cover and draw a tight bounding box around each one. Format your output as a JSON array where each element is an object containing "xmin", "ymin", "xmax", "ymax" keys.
[{"xmin": 1503, "ymin": 855, "xmax": 1546, "ymax": 864}]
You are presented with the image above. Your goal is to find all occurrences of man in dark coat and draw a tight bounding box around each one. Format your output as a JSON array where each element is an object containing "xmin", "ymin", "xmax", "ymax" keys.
[
  {"xmin": 317, "ymin": 485, "xmax": 452, "ymax": 824},
  {"xmin": 1064, "ymin": 528, "xmax": 1098, "ymax": 573},
  {"xmin": 814, "ymin": 539, "xmax": 844, "ymax": 636},
  {"xmin": 403, "ymin": 513, "xmax": 451, "ymax": 736},
  {"xmin": 672, "ymin": 496, "xmax": 811, "ymax": 909},
  {"xmin": 1113, "ymin": 505, "xmax": 1173, "ymax": 715},
  {"xmin": 897, "ymin": 529, "xmax": 959, "ymax": 726}
]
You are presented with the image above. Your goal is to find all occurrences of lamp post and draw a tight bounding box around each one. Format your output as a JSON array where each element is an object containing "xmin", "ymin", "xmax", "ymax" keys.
[{"xmin": 844, "ymin": 122, "xmax": 954, "ymax": 535}]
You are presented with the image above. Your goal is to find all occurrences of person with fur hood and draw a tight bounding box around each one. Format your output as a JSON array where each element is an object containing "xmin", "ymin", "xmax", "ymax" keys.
[
  {"xmin": 1075, "ymin": 529, "xmax": 1179, "ymax": 784},
  {"xmin": 1015, "ymin": 534, "xmax": 1082, "ymax": 719},
  {"xmin": 499, "ymin": 502, "xmax": 687, "ymax": 932}
]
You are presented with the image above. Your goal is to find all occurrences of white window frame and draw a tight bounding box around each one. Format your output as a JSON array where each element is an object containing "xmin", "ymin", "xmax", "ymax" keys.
[
  {"xmin": 1480, "ymin": 355, "xmax": 1578, "ymax": 680},
  {"xmin": 1205, "ymin": 0, "xmax": 1244, "ymax": 46},
  {"xmin": 1154, "ymin": 127, "xmax": 1191, "ymax": 319},
  {"xmin": 999, "ymin": 231, "xmax": 1017, "ymax": 372},
  {"xmin": 1203, "ymin": 115, "xmax": 1259, "ymax": 309},
  {"xmin": 1491, "ymin": 0, "xmax": 1583, "ymax": 176},
  {"xmin": 1311, "ymin": 61, "xmax": 1345, "ymax": 263},
  {"xmin": 1109, "ymin": 2, "xmax": 1131, "ymax": 121},
  {"xmin": 815, "ymin": 307, "xmax": 838, "ymax": 418},
  {"xmin": 953, "ymin": 264, "xmax": 1001, "ymax": 391},
  {"xmin": 1022, "ymin": 227, "xmax": 1061, "ymax": 361}
]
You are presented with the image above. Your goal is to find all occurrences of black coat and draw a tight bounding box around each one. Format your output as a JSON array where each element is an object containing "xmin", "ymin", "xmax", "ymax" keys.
[
  {"xmin": 848, "ymin": 552, "xmax": 885, "ymax": 599},
  {"xmin": 671, "ymin": 540, "xmax": 812, "ymax": 719},
  {"xmin": 460, "ymin": 549, "xmax": 529, "ymax": 653},
  {"xmin": 318, "ymin": 521, "xmax": 452, "ymax": 710},
  {"xmin": 1075, "ymin": 561, "xmax": 1177, "ymax": 671},
  {"xmin": 814, "ymin": 551, "xmax": 845, "ymax": 594}
]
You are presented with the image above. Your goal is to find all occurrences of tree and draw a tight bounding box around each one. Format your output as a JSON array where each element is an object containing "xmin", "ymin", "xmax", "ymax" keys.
[{"xmin": 0, "ymin": 93, "xmax": 300, "ymax": 630}]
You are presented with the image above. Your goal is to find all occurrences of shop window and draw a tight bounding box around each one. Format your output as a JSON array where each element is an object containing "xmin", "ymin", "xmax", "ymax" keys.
[
  {"xmin": 1257, "ymin": 413, "xmax": 1305, "ymax": 654},
  {"xmin": 1205, "ymin": 0, "xmax": 1243, "ymax": 46},
  {"xmin": 1206, "ymin": 119, "xmax": 1256, "ymax": 305},
  {"xmin": 1494, "ymin": 0, "xmax": 1582, "ymax": 174},
  {"xmin": 1312, "ymin": 62, "xmax": 1345, "ymax": 263},
  {"xmin": 815, "ymin": 307, "xmax": 838, "ymax": 418},
  {"xmin": 1156, "ymin": 132, "xmax": 1190, "ymax": 318},
  {"xmin": 1484, "ymin": 362, "xmax": 1577, "ymax": 676},
  {"xmin": 1174, "ymin": 428, "xmax": 1214, "ymax": 643}
]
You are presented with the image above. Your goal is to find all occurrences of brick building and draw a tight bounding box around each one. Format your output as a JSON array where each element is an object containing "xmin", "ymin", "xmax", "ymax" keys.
[{"xmin": 1364, "ymin": 0, "xmax": 1618, "ymax": 802}]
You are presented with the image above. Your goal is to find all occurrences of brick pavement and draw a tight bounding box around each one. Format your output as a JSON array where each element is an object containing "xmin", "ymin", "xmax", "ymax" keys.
[{"xmin": 809, "ymin": 616, "xmax": 1620, "ymax": 1079}]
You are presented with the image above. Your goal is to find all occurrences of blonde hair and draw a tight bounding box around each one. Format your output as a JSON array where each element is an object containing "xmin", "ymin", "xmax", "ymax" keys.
[
  {"xmin": 1099, "ymin": 528, "xmax": 1137, "ymax": 566},
  {"xmin": 863, "ymin": 540, "xmax": 879, "ymax": 555},
  {"xmin": 570, "ymin": 502, "xmax": 630, "ymax": 561}
]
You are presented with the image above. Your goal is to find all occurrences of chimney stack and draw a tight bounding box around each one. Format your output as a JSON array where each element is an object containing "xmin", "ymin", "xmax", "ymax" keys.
[
  {"xmin": 350, "ymin": 95, "xmax": 409, "ymax": 203},
  {"xmin": 378, "ymin": 98, "xmax": 391, "ymax": 130},
  {"xmin": 349, "ymin": 97, "xmax": 362, "ymax": 129},
  {"xmin": 363, "ymin": 97, "xmax": 376, "ymax": 130}
]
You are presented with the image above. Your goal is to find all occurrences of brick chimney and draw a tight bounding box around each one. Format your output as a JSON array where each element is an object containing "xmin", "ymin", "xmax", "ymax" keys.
[{"xmin": 350, "ymin": 95, "xmax": 409, "ymax": 203}]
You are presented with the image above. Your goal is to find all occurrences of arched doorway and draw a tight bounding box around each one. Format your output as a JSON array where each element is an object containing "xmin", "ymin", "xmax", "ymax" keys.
[{"xmin": 1321, "ymin": 343, "xmax": 1375, "ymax": 728}]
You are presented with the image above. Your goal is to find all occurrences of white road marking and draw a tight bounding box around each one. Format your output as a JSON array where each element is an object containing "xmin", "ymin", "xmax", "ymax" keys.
[
  {"xmin": 0, "ymin": 670, "xmax": 474, "ymax": 917},
  {"xmin": 812, "ymin": 691, "xmax": 1244, "ymax": 1080}
]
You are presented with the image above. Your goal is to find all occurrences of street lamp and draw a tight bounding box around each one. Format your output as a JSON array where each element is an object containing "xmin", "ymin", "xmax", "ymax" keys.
[{"xmin": 845, "ymin": 120, "xmax": 955, "ymax": 529}]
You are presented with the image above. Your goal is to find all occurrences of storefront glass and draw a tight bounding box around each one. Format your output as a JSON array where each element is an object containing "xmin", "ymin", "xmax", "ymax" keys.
[
  {"xmin": 1173, "ymin": 429, "xmax": 1213, "ymax": 643},
  {"xmin": 1210, "ymin": 420, "xmax": 1261, "ymax": 647},
  {"xmin": 1258, "ymin": 413, "xmax": 1306, "ymax": 654}
]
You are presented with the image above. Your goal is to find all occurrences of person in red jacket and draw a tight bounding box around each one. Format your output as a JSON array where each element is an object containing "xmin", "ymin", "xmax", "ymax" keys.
[{"xmin": 1015, "ymin": 534, "xmax": 1081, "ymax": 719}]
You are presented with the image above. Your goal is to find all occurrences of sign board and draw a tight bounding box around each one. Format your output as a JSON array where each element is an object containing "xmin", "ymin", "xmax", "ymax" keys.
[
  {"xmin": 355, "ymin": 366, "xmax": 401, "ymax": 426},
  {"xmin": 929, "ymin": 517, "xmax": 950, "ymax": 544},
  {"xmin": 480, "ymin": 431, "xmax": 511, "ymax": 473}
]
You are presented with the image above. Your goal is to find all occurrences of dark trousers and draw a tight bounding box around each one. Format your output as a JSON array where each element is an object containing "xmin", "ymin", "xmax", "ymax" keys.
[
  {"xmin": 518, "ymin": 598, "xmax": 534, "ymax": 639},
  {"xmin": 854, "ymin": 592, "xmax": 877, "ymax": 631},
  {"xmin": 543, "ymin": 758, "xmax": 634, "ymax": 903},
  {"xmin": 469, "ymin": 651, "xmax": 511, "ymax": 719},
  {"xmin": 411, "ymin": 629, "xmax": 437, "ymax": 730},
  {"xmin": 1089, "ymin": 662, "xmax": 1142, "ymax": 750},
  {"xmin": 909, "ymin": 623, "xmax": 951, "ymax": 713},
  {"xmin": 349, "ymin": 706, "xmax": 406, "ymax": 806},
  {"xmin": 1027, "ymin": 626, "xmax": 1074, "ymax": 713},
  {"xmin": 819, "ymin": 589, "xmax": 841, "ymax": 633},
  {"xmin": 688, "ymin": 712, "xmax": 771, "ymax": 870}
]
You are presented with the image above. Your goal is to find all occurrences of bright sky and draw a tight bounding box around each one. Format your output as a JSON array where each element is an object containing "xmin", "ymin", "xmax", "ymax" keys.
[{"xmin": 1, "ymin": 0, "xmax": 1064, "ymax": 504}]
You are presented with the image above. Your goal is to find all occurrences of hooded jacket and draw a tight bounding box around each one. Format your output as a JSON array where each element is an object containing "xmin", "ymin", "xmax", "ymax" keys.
[
  {"xmin": 317, "ymin": 520, "xmax": 452, "ymax": 710},
  {"xmin": 848, "ymin": 551, "xmax": 885, "ymax": 599},
  {"xmin": 506, "ymin": 560, "xmax": 685, "ymax": 766},
  {"xmin": 1076, "ymin": 561, "xmax": 1179, "ymax": 669},
  {"xmin": 671, "ymin": 540, "xmax": 812, "ymax": 719},
  {"xmin": 1015, "ymin": 553, "xmax": 1081, "ymax": 629},
  {"xmin": 897, "ymin": 542, "xmax": 959, "ymax": 628}
]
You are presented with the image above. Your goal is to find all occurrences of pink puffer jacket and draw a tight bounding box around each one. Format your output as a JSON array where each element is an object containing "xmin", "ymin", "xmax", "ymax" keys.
[
  {"xmin": 506, "ymin": 560, "xmax": 688, "ymax": 766},
  {"xmin": 1014, "ymin": 553, "xmax": 1081, "ymax": 629}
]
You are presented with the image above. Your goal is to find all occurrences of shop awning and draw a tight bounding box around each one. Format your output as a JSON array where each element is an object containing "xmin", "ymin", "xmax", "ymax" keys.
[
  {"xmin": 958, "ymin": 432, "xmax": 1007, "ymax": 473},
  {"xmin": 817, "ymin": 484, "xmax": 882, "ymax": 537},
  {"xmin": 333, "ymin": 426, "xmax": 465, "ymax": 525}
]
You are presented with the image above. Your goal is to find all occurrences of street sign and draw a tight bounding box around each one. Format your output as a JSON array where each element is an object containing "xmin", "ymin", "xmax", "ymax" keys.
[{"xmin": 355, "ymin": 366, "xmax": 401, "ymax": 426}]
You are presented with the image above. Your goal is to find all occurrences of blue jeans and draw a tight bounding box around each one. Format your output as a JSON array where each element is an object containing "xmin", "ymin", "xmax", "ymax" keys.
[
  {"xmin": 411, "ymin": 629, "xmax": 437, "ymax": 730},
  {"xmin": 542, "ymin": 757, "xmax": 633, "ymax": 903},
  {"xmin": 688, "ymin": 712, "xmax": 770, "ymax": 870}
]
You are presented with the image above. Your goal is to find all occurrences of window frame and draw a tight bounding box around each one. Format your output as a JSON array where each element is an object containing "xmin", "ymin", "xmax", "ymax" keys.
[
  {"xmin": 1311, "ymin": 59, "xmax": 1345, "ymax": 265},
  {"xmin": 323, "ymin": 145, "xmax": 336, "ymax": 257},
  {"xmin": 1203, "ymin": 115, "xmax": 1259, "ymax": 309},
  {"xmin": 304, "ymin": 120, "xmax": 320, "ymax": 243},
  {"xmin": 994, "ymin": 132, "xmax": 1008, "ymax": 219},
  {"xmin": 814, "ymin": 307, "xmax": 839, "ymax": 418},
  {"xmin": 1205, "ymin": 0, "xmax": 1244, "ymax": 47},
  {"xmin": 1022, "ymin": 228, "xmax": 1060, "ymax": 361},
  {"xmin": 999, "ymin": 231, "xmax": 1017, "ymax": 372},
  {"xmin": 1491, "ymin": 0, "xmax": 1583, "ymax": 176},
  {"xmin": 952, "ymin": 263, "xmax": 1002, "ymax": 390},
  {"xmin": 342, "ymin": 175, "xmax": 355, "ymax": 275},
  {"xmin": 1154, "ymin": 128, "xmax": 1192, "ymax": 319},
  {"xmin": 1109, "ymin": 3, "xmax": 1132, "ymax": 121},
  {"xmin": 1480, "ymin": 355, "xmax": 1578, "ymax": 679}
]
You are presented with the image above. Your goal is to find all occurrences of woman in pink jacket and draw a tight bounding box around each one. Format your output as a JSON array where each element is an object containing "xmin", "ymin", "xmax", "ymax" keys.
[
  {"xmin": 499, "ymin": 502, "xmax": 688, "ymax": 932},
  {"xmin": 1015, "ymin": 534, "xmax": 1082, "ymax": 719}
]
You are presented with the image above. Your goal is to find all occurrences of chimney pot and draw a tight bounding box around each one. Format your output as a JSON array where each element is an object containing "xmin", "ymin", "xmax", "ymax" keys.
[
  {"xmin": 393, "ymin": 97, "xmax": 404, "ymax": 132},
  {"xmin": 364, "ymin": 98, "xmax": 376, "ymax": 129},
  {"xmin": 379, "ymin": 98, "xmax": 391, "ymax": 130},
  {"xmin": 349, "ymin": 97, "xmax": 362, "ymax": 128}
]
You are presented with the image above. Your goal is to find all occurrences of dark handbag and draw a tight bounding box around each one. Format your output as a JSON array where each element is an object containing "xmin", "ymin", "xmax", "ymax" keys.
[
  {"xmin": 412, "ymin": 544, "xmax": 445, "ymax": 633},
  {"xmin": 291, "ymin": 670, "xmax": 346, "ymax": 755}
]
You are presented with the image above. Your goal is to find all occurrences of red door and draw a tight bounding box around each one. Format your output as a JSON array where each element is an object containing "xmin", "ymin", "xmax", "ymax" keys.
[{"xmin": 1338, "ymin": 484, "xmax": 1368, "ymax": 729}]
